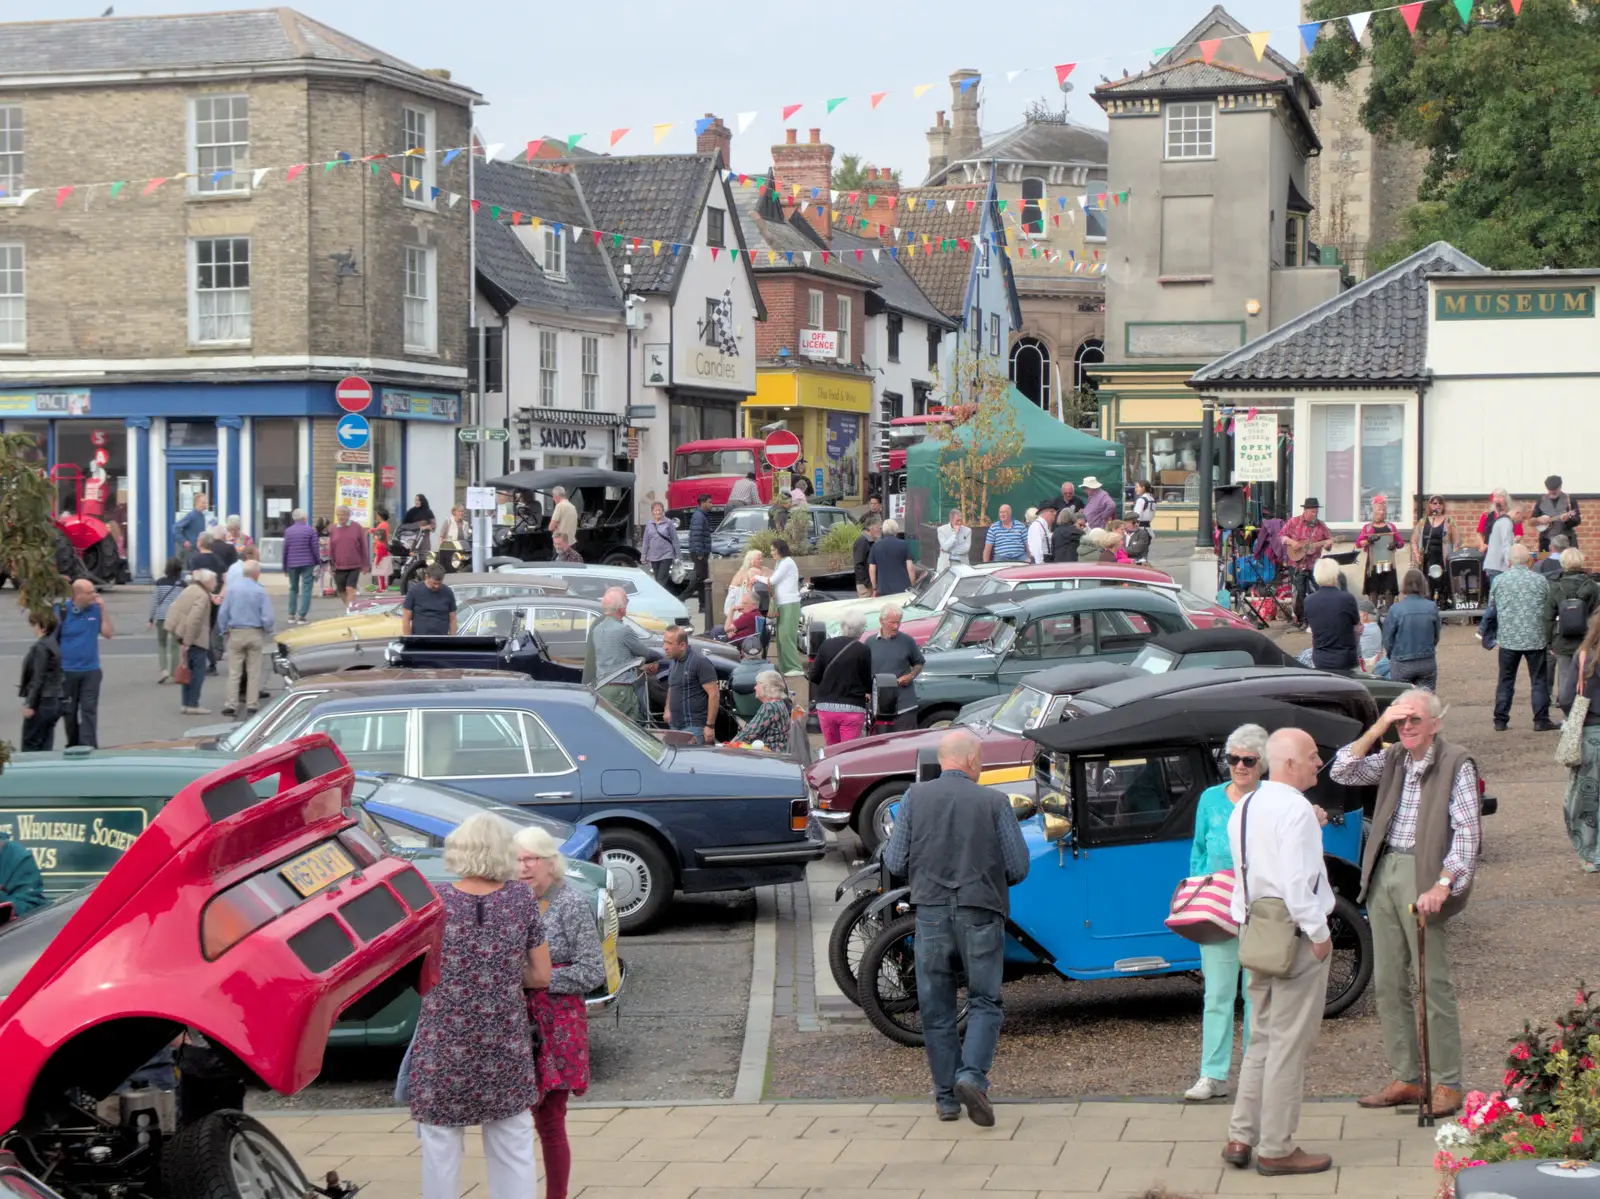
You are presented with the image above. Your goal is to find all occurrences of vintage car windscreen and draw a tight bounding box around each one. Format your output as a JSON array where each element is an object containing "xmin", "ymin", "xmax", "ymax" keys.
[
  {"xmin": 593, "ymin": 698, "xmax": 666, "ymax": 763},
  {"xmin": 677, "ymin": 448, "xmax": 756, "ymax": 479},
  {"xmin": 925, "ymin": 610, "xmax": 1001, "ymax": 653},
  {"xmin": 990, "ymin": 685, "xmax": 1052, "ymax": 735},
  {"xmin": 1132, "ymin": 645, "xmax": 1180, "ymax": 674},
  {"xmin": 717, "ymin": 509, "xmax": 770, "ymax": 535},
  {"xmin": 218, "ymin": 689, "xmax": 308, "ymax": 750}
]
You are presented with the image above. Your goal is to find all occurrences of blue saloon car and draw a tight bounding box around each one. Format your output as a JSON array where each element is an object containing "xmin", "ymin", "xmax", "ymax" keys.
[{"xmin": 254, "ymin": 683, "xmax": 824, "ymax": 932}]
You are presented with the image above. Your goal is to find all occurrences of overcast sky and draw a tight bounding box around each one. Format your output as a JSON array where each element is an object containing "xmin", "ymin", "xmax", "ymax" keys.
[{"xmin": 6, "ymin": 0, "xmax": 1306, "ymax": 181}]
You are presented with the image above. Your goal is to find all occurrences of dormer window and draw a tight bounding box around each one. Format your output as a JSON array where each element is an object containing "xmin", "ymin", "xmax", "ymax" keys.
[{"xmin": 1165, "ymin": 102, "xmax": 1215, "ymax": 160}]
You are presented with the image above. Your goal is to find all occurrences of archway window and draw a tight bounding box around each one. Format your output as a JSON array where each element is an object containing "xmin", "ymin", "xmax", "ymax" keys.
[
  {"xmin": 1074, "ymin": 338, "xmax": 1105, "ymax": 391},
  {"xmin": 1010, "ymin": 337, "xmax": 1051, "ymax": 411},
  {"xmin": 1020, "ymin": 177, "xmax": 1046, "ymax": 238}
]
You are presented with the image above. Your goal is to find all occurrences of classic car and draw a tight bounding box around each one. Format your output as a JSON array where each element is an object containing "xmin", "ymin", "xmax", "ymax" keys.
[
  {"xmin": 494, "ymin": 561, "xmax": 691, "ymax": 626},
  {"xmin": 487, "ymin": 467, "xmax": 645, "ymax": 569},
  {"xmin": 242, "ymin": 683, "xmax": 825, "ymax": 932},
  {"xmin": 345, "ymin": 571, "xmax": 567, "ymax": 615},
  {"xmin": 708, "ymin": 504, "xmax": 854, "ymax": 559},
  {"xmin": 851, "ymin": 697, "xmax": 1380, "ymax": 1047},
  {"xmin": 894, "ymin": 562, "xmax": 1252, "ymax": 646},
  {"xmin": 910, "ymin": 588, "xmax": 1192, "ymax": 728},
  {"xmin": 0, "ymin": 737, "xmax": 445, "ymax": 1199},
  {"xmin": 800, "ymin": 561, "xmax": 1012, "ymax": 649}
]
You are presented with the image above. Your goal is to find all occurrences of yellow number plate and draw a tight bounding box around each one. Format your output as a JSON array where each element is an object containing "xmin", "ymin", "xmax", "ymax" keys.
[
  {"xmin": 603, "ymin": 935, "xmax": 621, "ymax": 995},
  {"xmin": 279, "ymin": 843, "xmax": 356, "ymax": 898}
]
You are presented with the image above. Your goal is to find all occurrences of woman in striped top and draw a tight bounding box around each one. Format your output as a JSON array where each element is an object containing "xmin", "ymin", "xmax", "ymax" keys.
[{"xmin": 148, "ymin": 556, "xmax": 186, "ymax": 683}]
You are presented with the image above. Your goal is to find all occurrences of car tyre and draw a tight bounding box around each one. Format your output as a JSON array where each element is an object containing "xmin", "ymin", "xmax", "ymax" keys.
[
  {"xmin": 917, "ymin": 708, "xmax": 958, "ymax": 731},
  {"xmin": 599, "ymin": 826, "xmax": 673, "ymax": 934},
  {"xmin": 601, "ymin": 551, "xmax": 637, "ymax": 568},
  {"xmin": 826, "ymin": 891, "xmax": 882, "ymax": 1006},
  {"xmin": 160, "ymin": 1110, "xmax": 312, "ymax": 1199},
  {"xmin": 1322, "ymin": 893, "xmax": 1374, "ymax": 1019},
  {"xmin": 855, "ymin": 779, "xmax": 909, "ymax": 855},
  {"xmin": 856, "ymin": 911, "xmax": 969, "ymax": 1048}
]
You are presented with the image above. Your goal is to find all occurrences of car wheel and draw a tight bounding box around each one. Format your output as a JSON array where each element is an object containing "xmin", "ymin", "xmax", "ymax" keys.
[
  {"xmin": 160, "ymin": 1110, "xmax": 311, "ymax": 1199},
  {"xmin": 602, "ymin": 551, "xmax": 636, "ymax": 568},
  {"xmin": 599, "ymin": 826, "xmax": 673, "ymax": 934},
  {"xmin": 826, "ymin": 891, "xmax": 883, "ymax": 1006},
  {"xmin": 1322, "ymin": 893, "xmax": 1374, "ymax": 1019},
  {"xmin": 855, "ymin": 780, "xmax": 909, "ymax": 855},
  {"xmin": 856, "ymin": 912, "xmax": 969, "ymax": 1048},
  {"xmin": 917, "ymin": 708, "xmax": 958, "ymax": 731}
]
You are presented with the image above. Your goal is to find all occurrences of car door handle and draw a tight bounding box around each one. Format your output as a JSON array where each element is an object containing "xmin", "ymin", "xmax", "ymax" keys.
[{"xmin": 534, "ymin": 791, "xmax": 573, "ymax": 800}]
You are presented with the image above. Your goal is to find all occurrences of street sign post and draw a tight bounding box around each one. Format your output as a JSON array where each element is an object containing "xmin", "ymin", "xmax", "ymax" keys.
[
  {"xmin": 336, "ymin": 375, "xmax": 373, "ymax": 413},
  {"xmin": 465, "ymin": 486, "xmax": 497, "ymax": 510},
  {"xmin": 335, "ymin": 449, "xmax": 372, "ymax": 466},
  {"xmin": 336, "ymin": 413, "xmax": 370, "ymax": 451},
  {"xmin": 763, "ymin": 429, "xmax": 802, "ymax": 470},
  {"xmin": 457, "ymin": 427, "xmax": 510, "ymax": 443}
]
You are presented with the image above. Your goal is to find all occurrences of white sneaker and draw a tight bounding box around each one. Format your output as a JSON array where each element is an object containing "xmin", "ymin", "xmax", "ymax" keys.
[{"xmin": 1185, "ymin": 1077, "xmax": 1229, "ymax": 1101}]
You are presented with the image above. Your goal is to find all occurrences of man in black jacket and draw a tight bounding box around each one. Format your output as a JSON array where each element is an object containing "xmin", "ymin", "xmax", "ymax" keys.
[
  {"xmin": 852, "ymin": 518, "xmax": 881, "ymax": 599},
  {"xmin": 882, "ymin": 730, "xmax": 1030, "ymax": 1126},
  {"xmin": 689, "ymin": 494, "xmax": 714, "ymax": 625},
  {"xmin": 1533, "ymin": 475, "xmax": 1581, "ymax": 552}
]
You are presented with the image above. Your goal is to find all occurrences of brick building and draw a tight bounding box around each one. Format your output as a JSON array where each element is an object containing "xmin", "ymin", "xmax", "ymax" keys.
[{"xmin": 0, "ymin": 9, "xmax": 477, "ymax": 579}]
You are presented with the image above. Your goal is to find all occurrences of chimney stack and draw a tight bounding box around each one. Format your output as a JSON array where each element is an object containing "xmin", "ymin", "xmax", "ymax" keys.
[
  {"xmin": 864, "ymin": 166, "xmax": 900, "ymax": 232},
  {"xmin": 948, "ymin": 70, "xmax": 982, "ymax": 163},
  {"xmin": 926, "ymin": 109, "xmax": 950, "ymax": 179},
  {"xmin": 772, "ymin": 127, "xmax": 834, "ymax": 239},
  {"xmin": 696, "ymin": 113, "xmax": 731, "ymax": 169}
]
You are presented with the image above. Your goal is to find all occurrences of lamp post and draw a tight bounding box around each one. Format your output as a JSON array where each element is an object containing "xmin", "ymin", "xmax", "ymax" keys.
[{"xmin": 1189, "ymin": 394, "xmax": 1218, "ymax": 600}]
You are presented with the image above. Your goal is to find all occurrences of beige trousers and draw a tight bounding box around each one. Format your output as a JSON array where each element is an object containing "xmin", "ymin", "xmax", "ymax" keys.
[
  {"xmin": 225, "ymin": 627, "xmax": 265, "ymax": 711},
  {"xmin": 1227, "ymin": 935, "xmax": 1331, "ymax": 1158}
]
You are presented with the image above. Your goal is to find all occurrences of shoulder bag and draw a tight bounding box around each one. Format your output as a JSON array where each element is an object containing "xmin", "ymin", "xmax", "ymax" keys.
[
  {"xmin": 1557, "ymin": 651, "xmax": 1590, "ymax": 769},
  {"xmin": 1235, "ymin": 790, "xmax": 1302, "ymax": 979},
  {"xmin": 1164, "ymin": 870, "xmax": 1238, "ymax": 944}
]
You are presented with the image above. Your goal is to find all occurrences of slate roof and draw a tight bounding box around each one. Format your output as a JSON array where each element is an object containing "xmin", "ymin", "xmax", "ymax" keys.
[
  {"xmin": 474, "ymin": 160, "xmax": 620, "ymax": 317},
  {"xmin": 829, "ymin": 229, "xmax": 955, "ymax": 329},
  {"xmin": 885, "ymin": 184, "xmax": 986, "ymax": 318},
  {"xmin": 924, "ymin": 119, "xmax": 1107, "ymax": 187},
  {"xmin": 1096, "ymin": 60, "xmax": 1287, "ymax": 95},
  {"xmin": 0, "ymin": 7, "xmax": 477, "ymax": 98},
  {"xmin": 730, "ymin": 182, "xmax": 876, "ymax": 285},
  {"xmin": 1150, "ymin": 4, "xmax": 1301, "ymax": 80},
  {"xmin": 1189, "ymin": 242, "xmax": 1486, "ymax": 388}
]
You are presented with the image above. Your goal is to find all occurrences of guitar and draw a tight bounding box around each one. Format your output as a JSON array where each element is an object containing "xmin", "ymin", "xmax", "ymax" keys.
[{"xmin": 1282, "ymin": 535, "xmax": 1327, "ymax": 560}]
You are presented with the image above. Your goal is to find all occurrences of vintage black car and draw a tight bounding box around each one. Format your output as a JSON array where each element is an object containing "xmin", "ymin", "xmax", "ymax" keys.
[{"xmin": 487, "ymin": 467, "xmax": 643, "ymax": 569}]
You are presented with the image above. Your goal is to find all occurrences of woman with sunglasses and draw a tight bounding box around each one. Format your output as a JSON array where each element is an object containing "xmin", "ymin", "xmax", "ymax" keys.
[
  {"xmin": 1411, "ymin": 497, "xmax": 1457, "ymax": 609},
  {"xmin": 1185, "ymin": 725, "xmax": 1329, "ymax": 1102}
]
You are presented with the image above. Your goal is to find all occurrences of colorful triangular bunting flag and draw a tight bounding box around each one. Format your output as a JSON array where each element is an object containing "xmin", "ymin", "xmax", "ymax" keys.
[
  {"xmin": 1054, "ymin": 63, "xmax": 1076, "ymax": 87},
  {"xmin": 1199, "ymin": 38, "xmax": 1222, "ymax": 64},
  {"xmin": 1298, "ymin": 21, "xmax": 1321, "ymax": 52},
  {"xmin": 1248, "ymin": 31, "xmax": 1272, "ymax": 61}
]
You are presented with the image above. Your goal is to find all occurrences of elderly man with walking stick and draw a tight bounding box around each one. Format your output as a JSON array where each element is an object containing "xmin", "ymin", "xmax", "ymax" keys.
[{"xmin": 1330, "ymin": 688, "xmax": 1482, "ymax": 1118}]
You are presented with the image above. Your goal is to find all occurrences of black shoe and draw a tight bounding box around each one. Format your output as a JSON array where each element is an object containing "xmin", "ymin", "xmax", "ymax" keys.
[
  {"xmin": 1494, "ymin": 722, "xmax": 1508, "ymax": 732},
  {"xmin": 219, "ymin": 706, "xmax": 236, "ymax": 717},
  {"xmin": 936, "ymin": 1107, "xmax": 960, "ymax": 1122},
  {"xmin": 952, "ymin": 1080, "xmax": 994, "ymax": 1127},
  {"xmin": 258, "ymin": 690, "xmax": 271, "ymax": 700},
  {"xmin": 1535, "ymin": 721, "xmax": 1561, "ymax": 732}
]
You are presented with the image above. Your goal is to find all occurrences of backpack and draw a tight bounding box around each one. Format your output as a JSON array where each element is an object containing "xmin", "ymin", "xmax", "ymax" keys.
[{"xmin": 1559, "ymin": 594, "xmax": 1591, "ymax": 639}]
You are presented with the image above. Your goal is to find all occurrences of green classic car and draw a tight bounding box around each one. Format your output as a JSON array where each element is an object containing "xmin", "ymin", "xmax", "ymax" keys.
[
  {"xmin": 909, "ymin": 588, "xmax": 1192, "ymax": 728},
  {"xmin": 0, "ymin": 749, "xmax": 623, "ymax": 1046}
]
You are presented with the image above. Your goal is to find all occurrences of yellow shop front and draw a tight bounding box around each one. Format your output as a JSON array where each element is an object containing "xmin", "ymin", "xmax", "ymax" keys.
[{"xmin": 743, "ymin": 368, "xmax": 871, "ymax": 504}]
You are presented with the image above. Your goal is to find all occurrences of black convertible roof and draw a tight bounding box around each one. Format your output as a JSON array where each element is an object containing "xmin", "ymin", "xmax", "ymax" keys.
[
  {"xmin": 1026, "ymin": 695, "xmax": 1363, "ymax": 757},
  {"xmin": 489, "ymin": 468, "xmax": 634, "ymax": 492},
  {"xmin": 1017, "ymin": 662, "xmax": 1141, "ymax": 696},
  {"xmin": 1146, "ymin": 626, "xmax": 1301, "ymax": 668},
  {"xmin": 1061, "ymin": 665, "xmax": 1370, "ymax": 712}
]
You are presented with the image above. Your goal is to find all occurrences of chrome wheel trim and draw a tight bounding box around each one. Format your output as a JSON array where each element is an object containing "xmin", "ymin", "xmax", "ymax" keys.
[
  {"xmin": 229, "ymin": 1126, "xmax": 307, "ymax": 1199},
  {"xmin": 601, "ymin": 848, "xmax": 653, "ymax": 916}
]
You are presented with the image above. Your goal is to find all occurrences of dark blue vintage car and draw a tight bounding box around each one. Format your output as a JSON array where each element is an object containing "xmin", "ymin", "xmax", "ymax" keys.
[{"xmin": 252, "ymin": 682, "xmax": 824, "ymax": 932}]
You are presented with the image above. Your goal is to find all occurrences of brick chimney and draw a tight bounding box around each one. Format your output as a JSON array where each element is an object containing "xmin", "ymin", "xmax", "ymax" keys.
[
  {"xmin": 772, "ymin": 127, "xmax": 833, "ymax": 239},
  {"xmin": 865, "ymin": 166, "xmax": 900, "ymax": 228},
  {"xmin": 696, "ymin": 113, "xmax": 731, "ymax": 169},
  {"xmin": 926, "ymin": 110, "xmax": 950, "ymax": 178},
  {"xmin": 948, "ymin": 70, "xmax": 982, "ymax": 163}
]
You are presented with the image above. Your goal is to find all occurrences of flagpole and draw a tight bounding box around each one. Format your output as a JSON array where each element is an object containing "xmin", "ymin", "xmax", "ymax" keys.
[{"xmin": 469, "ymin": 123, "xmax": 487, "ymax": 572}]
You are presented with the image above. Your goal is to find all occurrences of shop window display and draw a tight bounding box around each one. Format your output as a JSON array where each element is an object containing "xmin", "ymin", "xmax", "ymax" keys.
[
  {"xmin": 252, "ymin": 418, "xmax": 299, "ymax": 538},
  {"xmin": 55, "ymin": 422, "xmax": 127, "ymax": 527},
  {"xmin": 1119, "ymin": 428, "xmax": 1204, "ymax": 505},
  {"xmin": 1309, "ymin": 402, "xmax": 1405, "ymax": 524}
]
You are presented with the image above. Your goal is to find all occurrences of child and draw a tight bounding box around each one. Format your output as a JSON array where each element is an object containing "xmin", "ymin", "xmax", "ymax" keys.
[
  {"xmin": 1357, "ymin": 597, "xmax": 1388, "ymax": 676},
  {"xmin": 315, "ymin": 516, "xmax": 334, "ymax": 596},
  {"xmin": 148, "ymin": 556, "xmax": 186, "ymax": 682},
  {"xmin": 371, "ymin": 506, "xmax": 391, "ymax": 592}
]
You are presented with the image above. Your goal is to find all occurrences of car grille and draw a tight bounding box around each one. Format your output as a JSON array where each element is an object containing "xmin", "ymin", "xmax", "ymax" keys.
[{"xmin": 597, "ymin": 890, "xmax": 620, "ymax": 943}]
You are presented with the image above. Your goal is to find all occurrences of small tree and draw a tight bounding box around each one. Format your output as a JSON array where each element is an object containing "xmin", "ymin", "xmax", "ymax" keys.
[
  {"xmin": 926, "ymin": 349, "xmax": 1029, "ymax": 524},
  {"xmin": 831, "ymin": 154, "xmax": 900, "ymax": 191},
  {"xmin": 0, "ymin": 431, "xmax": 71, "ymax": 771}
]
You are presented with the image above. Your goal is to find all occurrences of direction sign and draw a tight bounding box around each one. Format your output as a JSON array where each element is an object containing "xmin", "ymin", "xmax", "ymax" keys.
[
  {"xmin": 336, "ymin": 375, "xmax": 373, "ymax": 413},
  {"xmin": 763, "ymin": 429, "xmax": 802, "ymax": 470},
  {"xmin": 457, "ymin": 426, "xmax": 510, "ymax": 443},
  {"xmin": 336, "ymin": 413, "xmax": 370, "ymax": 451},
  {"xmin": 335, "ymin": 449, "xmax": 372, "ymax": 465}
]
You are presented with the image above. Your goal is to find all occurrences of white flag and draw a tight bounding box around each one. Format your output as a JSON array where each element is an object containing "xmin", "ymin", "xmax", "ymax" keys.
[
  {"xmin": 571, "ymin": 226, "xmax": 583, "ymax": 241},
  {"xmin": 872, "ymin": 249, "xmax": 880, "ymax": 262},
  {"xmin": 447, "ymin": 192, "xmax": 461, "ymax": 207},
  {"xmin": 1347, "ymin": 10, "xmax": 1371, "ymax": 41},
  {"xmin": 737, "ymin": 111, "xmax": 758, "ymax": 134},
  {"xmin": 802, "ymin": 251, "xmax": 812, "ymax": 266},
  {"xmin": 484, "ymin": 143, "xmax": 504, "ymax": 160},
  {"xmin": 1006, "ymin": 69, "xmax": 1024, "ymax": 82},
  {"xmin": 252, "ymin": 167, "xmax": 270, "ymax": 189},
  {"xmin": 946, "ymin": 199, "xmax": 955, "ymax": 213}
]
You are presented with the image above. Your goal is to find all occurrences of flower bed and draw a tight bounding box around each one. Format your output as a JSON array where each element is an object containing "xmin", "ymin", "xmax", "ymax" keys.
[{"xmin": 1434, "ymin": 985, "xmax": 1600, "ymax": 1196}]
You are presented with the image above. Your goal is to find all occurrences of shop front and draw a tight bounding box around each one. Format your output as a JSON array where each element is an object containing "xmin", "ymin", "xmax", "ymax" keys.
[
  {"xmin": 510, "ymin": 407, "xmax": 625, "ymax": 473},
  {"xmin": 1, "ymin": 381, "xmax": 460, "ymax": 582},
  {"xmin": 1091, "ymin": 365, "xmax": 1209, "ymax": 531},
  {"xmin": 743, "ymin": 368, "xmax": 871, "ymax": 504}
]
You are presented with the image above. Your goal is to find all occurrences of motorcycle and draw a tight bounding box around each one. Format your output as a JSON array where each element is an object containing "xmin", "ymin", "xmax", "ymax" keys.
[
  {"xmin": 388, "ymin": 522, "xmax": 467, "ymax": 594},
  {"xmin": 827, "ymin": 849, "xmax": 900, "ymax": 1005}
]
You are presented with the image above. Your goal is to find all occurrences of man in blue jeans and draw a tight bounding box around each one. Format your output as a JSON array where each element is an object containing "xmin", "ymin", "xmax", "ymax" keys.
[
  {"xmin": 280, "ymin": 507, "xmax": 321, "ymax": 624},
  {"xmin": 882, "ymin": 730, "xmax": 1030, "ymax": 1125},
  {"xmin": 55, "ymin": 578, "xmax": 114, "ymax": 748}
]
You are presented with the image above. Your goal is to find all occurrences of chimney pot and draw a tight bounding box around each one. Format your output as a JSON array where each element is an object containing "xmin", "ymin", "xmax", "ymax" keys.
[
  {"xmin": 936, "ymin": 111, "xmax": 946, "ymax": 127},
  {"xmin": 809, "ymin": 128, "xmax": 821, "ymax": 144},
  {"xmin": 785, "ymin": 129, "xmax": 797, "ymax": 145}
]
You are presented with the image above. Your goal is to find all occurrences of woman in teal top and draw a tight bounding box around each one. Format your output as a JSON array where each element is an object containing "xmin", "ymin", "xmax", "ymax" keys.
[{"xmin": 1183, "ymin": 724, "xmax": 1268, "ymax": 1102}]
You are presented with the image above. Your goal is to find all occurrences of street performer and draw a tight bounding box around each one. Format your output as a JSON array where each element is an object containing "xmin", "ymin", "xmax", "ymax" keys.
[
  {"xmin": 1280, "ymin": 498, "xmax": 1334, "ymax": 629},
  {"xmin": 1330, "ymin": 688, "xmax": 1481, "ymax": 1117}
]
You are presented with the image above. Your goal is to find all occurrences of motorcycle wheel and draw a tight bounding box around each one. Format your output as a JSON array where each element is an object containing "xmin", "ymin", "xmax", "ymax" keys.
[
  {"xmin": 1322, "ymin": 893, "xmax": 1375, "ymax": 1019},
  {"xmin": 160, "ymin": 1110, "xmax": 312, "ymax": 1199},
  {"xmin": 856, "ymin": 912, "xmax": 969, "ymax": 1048},
  {"xmin": 826, "ymin": 891, "xmax": 882, "ymax": 1006}
]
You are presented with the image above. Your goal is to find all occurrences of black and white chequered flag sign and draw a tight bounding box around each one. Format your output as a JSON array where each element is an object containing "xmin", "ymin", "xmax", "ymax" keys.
[{"xmin": 713, "ymin": 288, "xmax": 739, "ymax": 357}]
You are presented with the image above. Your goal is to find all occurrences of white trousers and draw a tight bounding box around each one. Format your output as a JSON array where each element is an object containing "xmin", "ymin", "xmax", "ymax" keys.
[{"xmin": 418, "ymin": 1111, "xmax": 538, "ymax": 1199}]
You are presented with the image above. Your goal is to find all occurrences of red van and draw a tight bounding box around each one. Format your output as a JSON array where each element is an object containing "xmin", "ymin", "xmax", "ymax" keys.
[{"xmin": 667, "ymin": 439, "xmax": 774, "ymax": 524}]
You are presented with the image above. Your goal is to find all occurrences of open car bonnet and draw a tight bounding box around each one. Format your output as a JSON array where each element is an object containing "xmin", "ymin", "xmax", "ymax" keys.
[{"xmin": 0, "ymin": 736, "xmax": 445, "ymax": 1133}]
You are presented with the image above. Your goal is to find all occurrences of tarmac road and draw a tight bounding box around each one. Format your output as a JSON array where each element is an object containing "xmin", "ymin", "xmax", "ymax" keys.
[{"xmin": 0, "ymin": 577, "xmax": 755, "ymax": 1105}]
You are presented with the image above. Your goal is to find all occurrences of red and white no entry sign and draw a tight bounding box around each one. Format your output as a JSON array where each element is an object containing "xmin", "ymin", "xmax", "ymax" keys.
[
  {"xmin": 763, "ymin": 429, "xmax": 802, "ymax": 470},
  {"xmin": 336, "ymin": 375, "xmax": 373, "ymax": 414}
]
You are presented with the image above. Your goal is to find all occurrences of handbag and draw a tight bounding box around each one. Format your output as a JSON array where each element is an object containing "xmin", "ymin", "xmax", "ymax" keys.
[
  {"xmin": 1557, "ymin": 651, "xmax": 1590, "ymax": 769},
  {"xmin": 1165, "ymin": 870, "xmax": 1238, "ymax": 944},
  {"xmin": 173, "ymin": 655, "xmax": 192, "ymax": 686},
  {"xmin": 1234, "ymin": 790, "xmax": 1303, "ymax": 979}
]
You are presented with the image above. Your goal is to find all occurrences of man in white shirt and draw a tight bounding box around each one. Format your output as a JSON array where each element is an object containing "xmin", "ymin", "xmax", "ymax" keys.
[
  {"xmin": 1222, "ymin": 728, "xmax": 1335, "ymax": 1179},
  {"xmin": 1026, "ymin": 502, "xmax": 1057, "ymax": 565}
]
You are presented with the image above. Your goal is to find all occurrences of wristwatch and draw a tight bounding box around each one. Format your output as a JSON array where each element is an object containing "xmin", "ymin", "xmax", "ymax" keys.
[{"xmin": 1437, "ymin": 873, "xmax": 1453, "ymax": 890}]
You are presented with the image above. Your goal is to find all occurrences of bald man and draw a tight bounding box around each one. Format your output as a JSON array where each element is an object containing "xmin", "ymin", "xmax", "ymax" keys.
[
  {"xmin": 55, "ymin": 577, "xmax": 114, "ymax": 748},
  {"xmin": 882, "ymin": 730, "xmax": 1030, "ymax": 1127},
  {"xmin": 1221, "ymin": 728, "xmax": 1335, "ymax": 1178}
]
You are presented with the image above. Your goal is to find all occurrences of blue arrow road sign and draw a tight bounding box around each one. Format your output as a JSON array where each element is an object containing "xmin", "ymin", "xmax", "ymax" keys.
[{"xmin": 336, "ymin": 414, "xmax": 370, "ymax": 451}]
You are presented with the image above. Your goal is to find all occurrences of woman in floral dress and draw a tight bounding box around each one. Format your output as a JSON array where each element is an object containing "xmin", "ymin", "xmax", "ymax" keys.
[
  {"xmin": 516, "ymin": 827, "xmax": 607, "ymax": 1199},
  {"xmin": 739, "ymin": 670, "xmax": 792, "ymax": 754},
  {"xmin": 408, "ymin": 813, "xmax": 551, "ymax": 1199}
]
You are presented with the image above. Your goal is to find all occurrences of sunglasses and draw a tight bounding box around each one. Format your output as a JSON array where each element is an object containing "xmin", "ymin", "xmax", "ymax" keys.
[
  {"xmin": 1225, "ymin": 754, "xmax": 1260, "ymax": 768},
  {"xmin": 1395, "ymin": 714, "xmax": 1430, "ymax": 729}
]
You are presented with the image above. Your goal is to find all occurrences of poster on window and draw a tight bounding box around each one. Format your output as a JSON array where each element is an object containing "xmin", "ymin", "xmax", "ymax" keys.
[
  {"xmin": 1232, "ymin": 413, "xmax": 1278, "ymax": 483},
  {"xmin": 336, "ymin": 472, "xmax": 375, "ymax": 527},
  {"xmin": 1359, "ymin": 405, "xmax": 1404, "ymax": 515},
  {"xmin": 825, "ymin": 412, "xmax": 861, "ymax": 501},
  {"xmin": 1320, "ymin": 407, "xmax": 1356, "ymax": 523}
]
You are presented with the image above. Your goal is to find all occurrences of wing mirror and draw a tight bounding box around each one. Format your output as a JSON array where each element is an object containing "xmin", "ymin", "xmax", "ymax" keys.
[{"xmin": 1008, "ymin": 792, "xmax": 1038, "ymax": 821}]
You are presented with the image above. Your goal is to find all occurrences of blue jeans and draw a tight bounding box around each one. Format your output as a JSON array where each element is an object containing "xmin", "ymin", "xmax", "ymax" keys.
[
  {"xmin": 286, "ymin": 564, "xmax": 315, "ymax": 618},
  {"xmin": 914, "ymin": 902, "xmax": 1006, "ymax": 1111},
  {"xmin": 181, "ymin": 645, "xmax": 208, "ymax": 708}
]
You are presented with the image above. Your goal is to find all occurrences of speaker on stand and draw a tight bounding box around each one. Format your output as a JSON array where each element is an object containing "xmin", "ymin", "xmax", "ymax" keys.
[{"xmin": 1214, "ymin": 485, "xmax": 1247, "ymax": 531}]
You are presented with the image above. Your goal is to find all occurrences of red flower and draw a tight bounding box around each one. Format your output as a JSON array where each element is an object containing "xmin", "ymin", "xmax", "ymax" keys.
[
  {"xmin": 1510, "ymin": 1043, "xmax": 1531, "ymax": 1061},
  {"xmin": 1578, "ymin": 989, "xmax": 1588, "ymax": 1005},
  {"xmin": 1583, "ymin": 1056, "xmax": 1596, "ymax": 1070},
  {"xmin": 1504, "ymin": 1069, "xmax": 1520, "ymax": 1086},
  {"xmin": 1572, "ymin": 1129, "xmax": 1585, "ymax": 1145},
  {"xmin": 1532, "ymin": 1114, "xmax": 1547, "ymax": 1129}
]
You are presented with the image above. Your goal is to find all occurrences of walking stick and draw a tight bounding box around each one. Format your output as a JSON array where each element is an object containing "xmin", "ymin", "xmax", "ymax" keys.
[{"xmin": 1411, "ymin": 904, "xmax": 1435, "ymax": 1127}]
